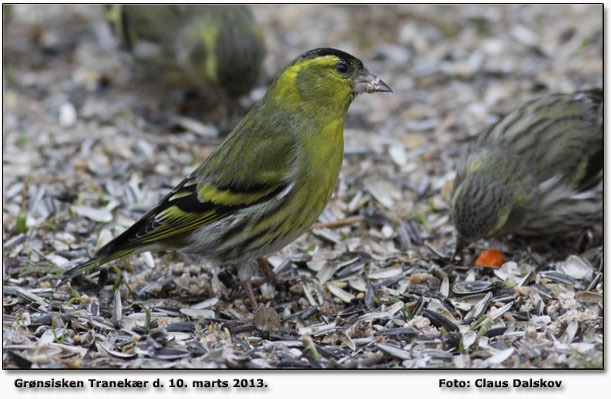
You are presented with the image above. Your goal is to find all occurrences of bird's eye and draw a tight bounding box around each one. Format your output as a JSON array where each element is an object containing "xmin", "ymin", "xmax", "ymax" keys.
[{"xmin": 335, "ymin": 62, "xmax": 349, "ymax": 74}]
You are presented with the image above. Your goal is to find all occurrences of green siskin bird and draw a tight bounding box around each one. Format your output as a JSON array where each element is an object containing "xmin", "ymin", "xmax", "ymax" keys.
[
  {"xmin": 105, "ymin": 4, "xmax": 265, "ymax": 100},
  {"xmin": 450, "ymin": 89, "xmax": 602, "ymax": 255},
  {"xmin": 64, "ymin": 48, "xmax": 392, "ymax": 309}
]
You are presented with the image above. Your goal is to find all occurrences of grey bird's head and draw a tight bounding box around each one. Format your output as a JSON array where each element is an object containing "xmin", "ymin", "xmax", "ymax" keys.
[{"xmin": 450, "ymin": 174, "xmax": 517, "ymax": 256}]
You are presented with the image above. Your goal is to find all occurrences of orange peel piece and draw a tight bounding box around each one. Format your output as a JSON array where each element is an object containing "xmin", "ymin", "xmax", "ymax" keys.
[{"xmin": 475, "ymin": 249, "xmax": 504, "ymax": 267}]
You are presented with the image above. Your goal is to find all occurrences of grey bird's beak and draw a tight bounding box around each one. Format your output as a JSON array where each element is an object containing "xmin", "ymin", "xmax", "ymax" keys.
[
  {"xmin": 452, "ymin": 235, "xmax": 471, "ymax": 261},
  {"xmin": 353, "ymin": 71, "xmax": 393, "ymax": 94}
]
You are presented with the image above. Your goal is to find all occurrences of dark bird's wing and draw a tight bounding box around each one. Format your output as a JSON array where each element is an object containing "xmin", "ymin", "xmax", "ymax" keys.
[{"xmin": 64, "ymin": 121, "xmax": 297, "ymax": 278}]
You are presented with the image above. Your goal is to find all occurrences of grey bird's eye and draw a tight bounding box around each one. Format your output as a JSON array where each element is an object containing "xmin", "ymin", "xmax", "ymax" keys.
[{"xmin": 335, "ymin": 62, "xmax": 348, "ymax": 74}]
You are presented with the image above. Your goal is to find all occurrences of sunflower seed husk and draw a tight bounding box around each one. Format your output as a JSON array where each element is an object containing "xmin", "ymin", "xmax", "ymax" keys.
[
  {"xmin": 377, "ymin": 343, "xmax": 411, "ymax": 360},
  {"xmin": 452, "ymin": 280, "xmax": 494, "ymax": 295}
]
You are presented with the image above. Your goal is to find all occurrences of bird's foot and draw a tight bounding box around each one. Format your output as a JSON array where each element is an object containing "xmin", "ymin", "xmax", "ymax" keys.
[
  {"xmin": 253, "ymin": 257, "xmax": 304, "ymax": 286},
  {"xmin": 571, "ymin": 229, "xmax": 593, "ymax": 254},
  {"xmin": 242, "ymin": 281, "xmax": 259, "ymax": 313}
]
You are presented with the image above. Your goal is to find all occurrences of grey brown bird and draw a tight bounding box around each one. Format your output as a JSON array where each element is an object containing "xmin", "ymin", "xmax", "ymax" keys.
[{"xmin": 450, "ymin": 89, "xmax": 602, "ymax": 254}]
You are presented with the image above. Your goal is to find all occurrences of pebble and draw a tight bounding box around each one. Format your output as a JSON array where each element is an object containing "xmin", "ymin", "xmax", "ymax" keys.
[{"xmin": 59, "ymin": 102, "xmax": 77, "ymax": 127}]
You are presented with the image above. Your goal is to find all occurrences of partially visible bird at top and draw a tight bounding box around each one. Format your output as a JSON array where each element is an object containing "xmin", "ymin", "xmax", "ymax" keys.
[
  {"xmin": 64, "ymin": 48, "xmax": 392, "ymax": 311},
  {"xmin": 2, "ymin": 4, "xmax": 11, "ymax": 32},
  {"xmin": 104, "ymin": 4, "xmax": 265, "ymax": 106},
  {"xmin": 450, "ymin": 89, "xmax": 603, "ymax": 256}
]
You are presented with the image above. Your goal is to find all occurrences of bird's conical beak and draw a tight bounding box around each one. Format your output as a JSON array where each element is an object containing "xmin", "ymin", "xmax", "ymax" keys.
[
  {"xmin": 353, "ymin": 71, "xmax": 392, "ymax": 94},
  {"xmin": 452, "ymin": 235, "xmax": 470, "ymax": 261}
]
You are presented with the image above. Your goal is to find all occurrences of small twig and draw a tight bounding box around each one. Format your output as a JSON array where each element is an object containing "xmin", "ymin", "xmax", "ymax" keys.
[
  {"xmin": 312, "ymin": 216, "xmax": 360, "ymax": 229},
  {"xmin": 20, "ymin": 175, "xmax": 30, "ymax": 212}
]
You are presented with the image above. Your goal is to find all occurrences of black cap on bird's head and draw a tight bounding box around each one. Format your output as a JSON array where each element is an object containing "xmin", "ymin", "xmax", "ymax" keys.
[
  {"xmin": 296, "ymin": 48, "xmax": 362, "ymax": 64},
  {"xmin": 292, "ymin": 47, "xmax": 393, "ymax": 94}
]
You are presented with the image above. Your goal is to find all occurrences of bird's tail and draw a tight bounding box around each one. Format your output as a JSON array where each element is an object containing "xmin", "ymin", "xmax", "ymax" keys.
[{"xmin": 63, "ymin": 247, "xmax": 136, "ymax": 279}]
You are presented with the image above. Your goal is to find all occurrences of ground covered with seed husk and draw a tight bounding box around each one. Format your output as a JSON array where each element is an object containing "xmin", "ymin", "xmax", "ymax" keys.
[{"xmin": 2, "ymin": 4, "xmax": 603, "ymax": 369}]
